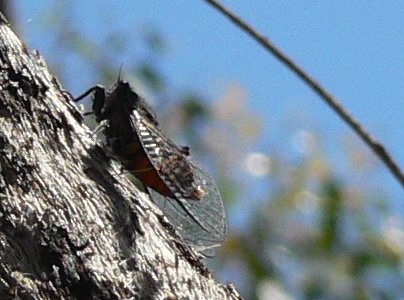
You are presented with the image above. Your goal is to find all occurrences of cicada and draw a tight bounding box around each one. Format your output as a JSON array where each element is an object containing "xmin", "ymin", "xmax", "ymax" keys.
[{"xmin": 75, "ymin": 79, "xmax": 228, "ymax": 250}]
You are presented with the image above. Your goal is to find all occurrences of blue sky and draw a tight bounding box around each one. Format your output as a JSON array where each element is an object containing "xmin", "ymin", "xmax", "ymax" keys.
[{"xmin": 14, "ymin": 1, "xmax": 404, "ymax": 219}]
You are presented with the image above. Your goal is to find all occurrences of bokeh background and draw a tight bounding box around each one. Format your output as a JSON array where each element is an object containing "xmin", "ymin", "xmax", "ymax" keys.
[{"xmin": 6, "ymin": 1, "xmax": 404, "ymax": 299}]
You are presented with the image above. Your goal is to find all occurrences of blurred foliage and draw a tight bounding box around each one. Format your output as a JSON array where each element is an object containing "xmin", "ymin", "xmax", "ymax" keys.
[{"xmin": 20, "ymin": 3, "xmax": 404, "ymax": 299}]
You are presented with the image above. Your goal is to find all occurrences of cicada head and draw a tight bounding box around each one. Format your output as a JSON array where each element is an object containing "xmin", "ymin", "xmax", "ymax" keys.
[{"xmin": 97, "ymin": 80, "xmax": 138, "ymax": 122}]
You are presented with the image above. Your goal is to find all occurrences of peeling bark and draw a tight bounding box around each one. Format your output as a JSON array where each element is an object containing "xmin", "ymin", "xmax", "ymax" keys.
[{"xmin": 0, "ymin": 13, "xmax": 241, "ymax": 300}]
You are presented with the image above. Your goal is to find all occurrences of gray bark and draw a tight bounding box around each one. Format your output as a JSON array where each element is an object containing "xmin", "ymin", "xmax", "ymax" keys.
[{"xmin": 0, "ymin": 13, "xmax": 241, "ymax": 300}]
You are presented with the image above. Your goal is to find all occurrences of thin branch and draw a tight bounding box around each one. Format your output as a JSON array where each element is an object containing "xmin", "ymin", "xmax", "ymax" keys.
[{"xmin": 204, "ymin": 0, "xmax": 404, "ymax": 188}]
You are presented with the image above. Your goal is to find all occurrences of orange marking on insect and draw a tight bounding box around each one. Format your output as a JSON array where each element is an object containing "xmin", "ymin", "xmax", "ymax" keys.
[{"xmin": 123, "ymin": 142, "xmax": 174, "ymax": 198}]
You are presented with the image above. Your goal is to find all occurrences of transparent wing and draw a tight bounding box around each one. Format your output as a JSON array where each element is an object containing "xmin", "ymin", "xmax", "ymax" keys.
[
  {"xmin": 147, "ymin": 164, "xmax": 228, "ymax": 250},
  {"xmin": 130, "ymin": 111, "xmax": 228, "ymax": 250}
]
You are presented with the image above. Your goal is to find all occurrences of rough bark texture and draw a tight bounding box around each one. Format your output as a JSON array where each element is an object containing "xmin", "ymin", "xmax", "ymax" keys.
[{"xmin": 0, "ymin": 14, "xmax": 241, "ymax": 300}]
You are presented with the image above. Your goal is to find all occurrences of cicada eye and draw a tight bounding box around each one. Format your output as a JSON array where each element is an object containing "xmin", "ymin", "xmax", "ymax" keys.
[{"xmin": 118, "ymin": 80, "xmax": 130, "ymax": 91}]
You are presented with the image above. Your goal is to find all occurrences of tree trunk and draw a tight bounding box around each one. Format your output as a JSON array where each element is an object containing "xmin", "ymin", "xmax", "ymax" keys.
[{"xmin": 0, "ymin": 13, "xmax": 241, "ymax": 300}]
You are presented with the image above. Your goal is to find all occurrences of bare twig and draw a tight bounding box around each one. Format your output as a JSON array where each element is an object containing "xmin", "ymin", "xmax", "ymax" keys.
[{"xmin": 204, "ymin": 0, "xmax": 404, "ymax": 188}]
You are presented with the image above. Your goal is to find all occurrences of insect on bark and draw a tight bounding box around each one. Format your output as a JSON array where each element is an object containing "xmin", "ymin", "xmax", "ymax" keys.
[{"xmin": 75, "ymin": 78, "xmax": 228, "ymax": 250}]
